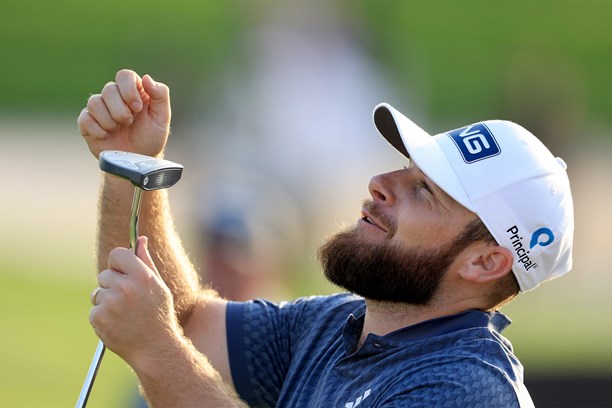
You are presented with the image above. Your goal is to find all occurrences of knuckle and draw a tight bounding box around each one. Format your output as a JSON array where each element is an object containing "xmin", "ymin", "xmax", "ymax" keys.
[
  {"xmin": 86, "ymin": 94, "xmax": 102, "ymax": 109},
  {"xmin": 77, "ymin": 108, "xmax": 89, "ymax": 127},
  {"xmin": 115, "ymin": 110, "xmax": 133, "ymax": 123},
  {"xmin": 97, "ymin": 269, "xmax": 110, "ymax": 286},
  {"xmin": 109, "ymin": 246, "xmax": 127, "ymax": 260},
  {"xmin": 89, "ymin": 307, "xmax": 101, "ymax": 327},
  {"xmin": 101, "ymin": 81, "xmax": 118, "ymax": 97},
  {"xmin": 116, "ymin": 68, "xmax": 134, "ymax": 81},
  {"xmin": 158, "ymin": 82, "xmax": 170, "ymax": 94},
  {"xmin": 80, "ymin": 111, "xmax": 95, "ymax": 127},
  {"xmin": 78, "ymin": 109, "xmax": 107, "ymax": 138},
  {"xmin": 103, "ymin": 121, "xmax": 121, "ymax": 133}
]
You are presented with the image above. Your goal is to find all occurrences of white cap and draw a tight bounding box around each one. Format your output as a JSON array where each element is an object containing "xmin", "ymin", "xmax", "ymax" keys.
[{"xmin": 373, "ymin": 103, "xmax": 574, "ymax": 292}]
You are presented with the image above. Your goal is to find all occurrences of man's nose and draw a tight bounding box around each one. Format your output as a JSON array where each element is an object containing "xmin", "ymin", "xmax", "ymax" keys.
[{"xmin": 368, "ymin": 172, "xmax": 397, "ymax": 206}]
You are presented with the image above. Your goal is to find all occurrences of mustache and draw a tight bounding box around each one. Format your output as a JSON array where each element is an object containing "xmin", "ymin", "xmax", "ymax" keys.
[{"xmin": 362, "ymin": 199, "xmax": 397, "ymax": 237}]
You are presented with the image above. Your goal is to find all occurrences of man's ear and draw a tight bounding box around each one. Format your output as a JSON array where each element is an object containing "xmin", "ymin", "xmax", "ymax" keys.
[{"xmin": 457, "ymin": 242, "xmax": 514, "ymax": 284}]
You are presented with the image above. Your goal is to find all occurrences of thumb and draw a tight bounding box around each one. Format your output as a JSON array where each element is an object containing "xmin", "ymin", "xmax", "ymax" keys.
[
  {"xmin": 142, "ymin": 74, "xmax": 170, "ymax": 109},
  {"xmin": 141, "ymin": 75, "xmax": 171, "ymax": 129},
  {"xmin": 136, "ymin": 236, "xmax": 161, "ymax": 279}
]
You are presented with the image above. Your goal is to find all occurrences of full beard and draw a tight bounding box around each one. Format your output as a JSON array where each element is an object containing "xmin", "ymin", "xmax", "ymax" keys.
[{"xmin": 317, "ymin": 225, "xmax": 465, "ymax": 305}]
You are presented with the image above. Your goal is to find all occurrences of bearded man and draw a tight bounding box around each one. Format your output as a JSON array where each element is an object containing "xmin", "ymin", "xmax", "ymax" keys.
[{"xmin": 79, "ymin": 69, "xmax": 573, "ymax": 407}]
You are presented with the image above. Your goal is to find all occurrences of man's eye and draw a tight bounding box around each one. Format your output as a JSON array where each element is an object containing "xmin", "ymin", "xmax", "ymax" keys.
[{"xmin": 421, "ymin": 181, "xmax": 432, "ymax": 193}]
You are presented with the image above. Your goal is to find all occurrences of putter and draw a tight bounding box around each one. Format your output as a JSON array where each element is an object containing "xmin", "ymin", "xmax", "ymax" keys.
[{"xmin": 76, "ymin": 150, "xmax": 183, "ymax": 408}]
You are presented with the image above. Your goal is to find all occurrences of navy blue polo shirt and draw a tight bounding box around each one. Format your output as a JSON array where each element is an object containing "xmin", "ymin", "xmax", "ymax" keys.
[{"xmin": 226, "ymin": 293, "xmax": 534, "ymax": 407}]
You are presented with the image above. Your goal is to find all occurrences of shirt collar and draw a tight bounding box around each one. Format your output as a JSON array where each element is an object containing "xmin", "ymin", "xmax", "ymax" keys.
[{"xmin": 342, "ymin": 308, "xmax": 511, "ymax": 355}]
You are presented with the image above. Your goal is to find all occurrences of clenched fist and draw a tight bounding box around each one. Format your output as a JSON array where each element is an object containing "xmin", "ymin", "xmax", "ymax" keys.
[{"xmin": 78, "ymin": 69, "xmax": 171, "ymax": 159}]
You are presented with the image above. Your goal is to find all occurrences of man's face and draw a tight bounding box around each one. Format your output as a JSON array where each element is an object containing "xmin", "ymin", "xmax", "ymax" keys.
[{"xmin": 318, "ymin": 162, "xmax": 477, "ymax": 304}]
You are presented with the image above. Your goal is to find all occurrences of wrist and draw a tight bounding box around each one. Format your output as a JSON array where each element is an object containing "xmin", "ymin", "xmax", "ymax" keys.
[
  {"xmin": 127, "ymin": 324, "xmax": 188, "ymax": 378},
  {"xmin": 102, "ymin": 172, "xmax": 134, "ymax": 188}
]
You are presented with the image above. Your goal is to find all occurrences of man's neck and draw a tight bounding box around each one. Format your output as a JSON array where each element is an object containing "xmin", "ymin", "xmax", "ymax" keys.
[{"xmin": 358, "ymin": 298, "xmax": 470, "ymax": 349}]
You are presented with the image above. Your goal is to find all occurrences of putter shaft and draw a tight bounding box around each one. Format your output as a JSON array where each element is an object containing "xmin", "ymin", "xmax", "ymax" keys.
[{"xmin": 76, "ymin": 187, "xmax": 143, "ymax": 408}]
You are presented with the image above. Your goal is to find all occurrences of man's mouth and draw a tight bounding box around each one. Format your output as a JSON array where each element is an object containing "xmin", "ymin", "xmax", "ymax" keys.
[{"xmin": 360, "ymin": 209, "xmax": 388, "ymax": 233}]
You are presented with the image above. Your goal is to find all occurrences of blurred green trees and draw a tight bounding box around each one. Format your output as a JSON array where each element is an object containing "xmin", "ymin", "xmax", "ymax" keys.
[{"xmin": 1, "ymin": 1, "xmax": 610, "ymax": 133}]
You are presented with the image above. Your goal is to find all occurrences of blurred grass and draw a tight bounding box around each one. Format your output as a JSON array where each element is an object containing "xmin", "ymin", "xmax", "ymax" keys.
[{"xmin": 0, "ymin": 263, "xmax": 137, "ymax": 408}]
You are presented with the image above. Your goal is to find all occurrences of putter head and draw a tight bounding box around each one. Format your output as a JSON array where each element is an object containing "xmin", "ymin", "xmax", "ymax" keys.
[{"xmin": 99, "ymin": 150, "xmax": 183, "ymax": 190}]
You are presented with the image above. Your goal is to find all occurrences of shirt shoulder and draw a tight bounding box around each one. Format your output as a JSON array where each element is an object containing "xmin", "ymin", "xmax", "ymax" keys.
[
  {"xmin": 380, "ymin": 355, "xmax": 525, "ymax": 408},
  {"xmin": 337, "ymin": 312, "xmax": 531, "ymax": 408}
]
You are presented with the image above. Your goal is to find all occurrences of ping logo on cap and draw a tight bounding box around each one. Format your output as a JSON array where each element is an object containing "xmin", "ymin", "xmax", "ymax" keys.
[{"xmin": 447, "ymin": 123, "xmax": 501, "ymax": 163}]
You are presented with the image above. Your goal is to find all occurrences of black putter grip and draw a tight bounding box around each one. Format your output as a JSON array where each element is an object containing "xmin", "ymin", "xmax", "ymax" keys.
[{"xmin": 99, "ymin": 150, "xmax": 183, "ymax": 191}]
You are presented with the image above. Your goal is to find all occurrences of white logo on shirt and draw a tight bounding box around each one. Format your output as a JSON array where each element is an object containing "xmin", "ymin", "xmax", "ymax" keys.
[{"xmin": 345, "ymin": 389, "xmax": 371, "ymax": 408}]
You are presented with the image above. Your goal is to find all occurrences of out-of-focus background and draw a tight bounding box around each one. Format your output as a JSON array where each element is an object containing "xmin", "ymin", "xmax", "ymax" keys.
[{"xmin": 1, "ymin": 1, "xmax": 610, "ymax": 407}]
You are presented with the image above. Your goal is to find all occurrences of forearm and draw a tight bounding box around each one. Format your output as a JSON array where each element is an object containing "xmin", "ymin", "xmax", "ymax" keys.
[
  {"xmin": 97, "ymin": 174, "xmax": 132, "ymax": 265},
  {"xmin": 132, "ymin": 330, "xmax": 246, "ymax": 408},
  {"xmin": 97, "ymin": 174, "xmax": 201, "ymax": 322}
]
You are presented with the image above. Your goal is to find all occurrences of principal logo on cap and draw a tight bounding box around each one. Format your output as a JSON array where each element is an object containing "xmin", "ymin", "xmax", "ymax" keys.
[
  {"xmin": 530, "ymin": 227, "xmax": 554, "ymax": 249},
  {"xmin": 447, "ymin": 123, "xmax": 501, "ymax": 163},
  {"xmin": 506, "ymin": 226, "xmax": 537, "ymax": 271},
  {"xmin": 506, "ymin": 226, "xmax": 556, "ymax": 272}
]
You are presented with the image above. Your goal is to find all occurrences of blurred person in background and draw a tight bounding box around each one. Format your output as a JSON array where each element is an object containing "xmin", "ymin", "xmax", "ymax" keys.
[
  {"xmin": 195, "ymin": 174, "xmax": 295, "ymax": 302},
  {"xmin": 79, "ymin": 68, "xmax": 573, "ymax": 407},
  {"xmin": 188, "ymin": 2, "xmax": 404, "ymax": 289}
]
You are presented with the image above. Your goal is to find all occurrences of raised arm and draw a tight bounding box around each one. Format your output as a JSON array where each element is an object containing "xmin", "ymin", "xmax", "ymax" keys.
[
  {"xmin": 77, "ymin": 69, "xmax": 200, "ymax": 318},
  {"xmin": 78, "ymin": 69, "xmax": 241, "ymax": 406}
]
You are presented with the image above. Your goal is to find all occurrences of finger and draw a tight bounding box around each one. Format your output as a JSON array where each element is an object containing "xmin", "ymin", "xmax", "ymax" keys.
[
  {"xmin": 89, "ymin": 305, "xmax": 101, "ymax": 331},
  {"xmin": 107, "ymin": 247, "xmax": 133, "ymax": 272},
  {"xmin": 86, "ymin": 94, "xmax": 121, "ymax": 132},
  {"xmin": 97, "ymin": 268, "xmax": 124, "ymax": 289},
  {"xmin": 142, "ymin": 74, "xmax": 169, "ymax": 102},
  {"xmin": 101, "ymin": 82, "xmax": 134, "ymax": 126},
  {"xmin": 107, "ymin": 246, "xmax": 155, "ymax": 282},
  {"xmin": 116, "ymin": 69, "xmax": 144, "ymax": 112},
  {"xmin": 78, "ymin": 108, "xmax": 107, "ymax": 139},
  {"xmin": 89, "ymin": 300, "xmax": 111, "ymax": 338},
  {"xmin": 142, "ymin": 74, "xmax": 171, "ymax": 123},
  {"xmin": 136, "ymin": 236, "xmax": 161, "ymax": 278}
]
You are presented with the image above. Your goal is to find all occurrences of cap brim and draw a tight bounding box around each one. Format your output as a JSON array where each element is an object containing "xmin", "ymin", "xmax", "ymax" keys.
[{"xmin": 373, "ymin": 103, "xmax": 475, "ymax": 212}]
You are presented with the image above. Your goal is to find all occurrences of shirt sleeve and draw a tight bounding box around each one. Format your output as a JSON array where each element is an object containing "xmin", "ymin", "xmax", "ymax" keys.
[
  {"xmin": 226, "ymin": 299, "xmax": 290, "ymax": 407},
  {"xmin": 226, "ymin": 295, "xmax": 354, "ymax": 407}
]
